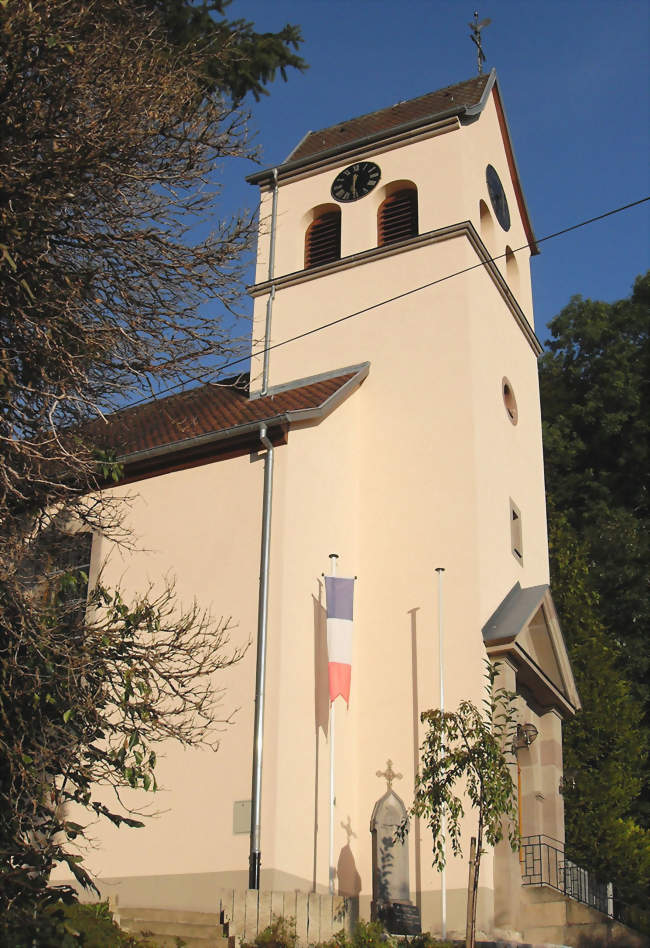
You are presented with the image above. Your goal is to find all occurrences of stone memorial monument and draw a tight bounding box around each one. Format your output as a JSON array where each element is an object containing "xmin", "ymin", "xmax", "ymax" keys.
[{"xmin": 370, "ymin": 761, "xmax": 421, "ymax": 935}]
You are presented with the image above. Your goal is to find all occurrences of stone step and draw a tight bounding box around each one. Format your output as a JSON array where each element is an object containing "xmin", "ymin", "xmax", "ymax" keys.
[
  {"xmin": 123, "ymin": 920, "xmax": 224, "ymax": 938},
  {"xmin": 127, "ymin": 936, "xmax": 226, "ymax": 948},
  {"xmin": 522, "ymin": 924, "xmax": 574, "ymax": 945},
  {"xmin": 119, "ymin": 907, "xmax": 221, "ymax": 926},
  {"xmin": 118, "ymin": 907, "xmax": 228, "ymax": 947}
]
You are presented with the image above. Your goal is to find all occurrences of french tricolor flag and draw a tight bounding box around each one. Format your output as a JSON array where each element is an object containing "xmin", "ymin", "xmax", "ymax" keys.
[{"xmin": 325, "ymin": 575, "xmax": 355, "ymax": 705}]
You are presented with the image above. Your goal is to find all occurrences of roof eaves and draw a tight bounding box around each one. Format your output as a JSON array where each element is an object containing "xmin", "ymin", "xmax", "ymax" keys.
[
  {"xmin": 482, "ymin": 582, "xmax": 549, "ymax": 644},
  {"xmin": 118, "ymin": 363, "xmax": 369, "ymax": 467},
  {"xmin": 463, "ymin": 67, "xmax": 496, "ymax": 116},
  {"xmin": 482, "ymin": 582, "xmax": 580, "ymax": 716},
  {"xmin": 487, "ymin": 640, "xmax": 578, "ymax": 717},
  {"xmin": 285, "ymin": 362, "xmax": 370, "ymax": 422},
  {"xmin": 283, "ymin": 128, "xmax": 312, "ymax": 164},
  {"xmin": 490, "ymin": 78, "xmax": 539, "ymax": 256},
  {"xmin": 117, "ymin": 414, "xmax": 290, "ymax": 466},
  {"xmin": 253, "ymin": 361, "xmax": 370, "ymax": 400}
]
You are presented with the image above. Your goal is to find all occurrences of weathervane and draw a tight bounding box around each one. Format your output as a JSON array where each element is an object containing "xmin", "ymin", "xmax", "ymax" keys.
[{"xmin": 469, "ymin": 11, "xmax": 491, "ymax": 75}]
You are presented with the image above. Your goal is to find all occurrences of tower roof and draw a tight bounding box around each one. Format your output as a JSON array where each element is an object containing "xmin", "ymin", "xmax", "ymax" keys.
[
  {"xmin": 286, "ymin": 73, "xmax": 491, "ymax": 165},
  {"xmin": 247, "ymin": 67, "xmax": 538, "ymax": 256},
  {"xmin": 247, "ymin": 72, "xmax": 494, "ymax": 186}
]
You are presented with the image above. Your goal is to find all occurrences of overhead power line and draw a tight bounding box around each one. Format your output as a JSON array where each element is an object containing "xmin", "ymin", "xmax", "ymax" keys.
[{"xmin": 118, "ymin": 195, "xmax": 650, "ymax": 413}]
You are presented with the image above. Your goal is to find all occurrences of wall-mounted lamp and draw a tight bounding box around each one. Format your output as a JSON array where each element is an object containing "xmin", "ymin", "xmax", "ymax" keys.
[{"xmin": 513, "ymin": 722, "xmax": 538, "ymax": 752}]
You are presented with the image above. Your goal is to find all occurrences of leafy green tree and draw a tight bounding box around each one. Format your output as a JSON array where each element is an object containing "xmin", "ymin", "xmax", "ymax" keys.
[
  {"xmin": 548, "ymin": 509, "xmax": 649, "ymax": 908},
  {"xmin": 147, "ymin": 0, "xmax": 307, "ymax": 101},
  {"xmin": 402, "ymin": 666, "xmax": 518, "ymax": 948},
  {"xmin": 541, "ymin": 275, "xmax": 650, "ymax": 907},
  {"xmin": 540, "ymin": 272, "xmax": 649, "ymax": 826},
  {"xmin": 540, "ymin": 275, "xmax": 649, "ymax": 704}
]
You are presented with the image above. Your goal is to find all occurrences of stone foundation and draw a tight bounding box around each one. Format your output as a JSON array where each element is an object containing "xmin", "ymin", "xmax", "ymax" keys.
[{"xmin": 521, "ymin": 884, "xmax": 649, "ymax": 947}]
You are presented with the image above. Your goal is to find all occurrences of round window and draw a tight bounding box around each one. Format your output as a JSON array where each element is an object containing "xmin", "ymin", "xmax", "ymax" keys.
[{"xmin": 502, "ymin": 377, "xmax": 518, "ymax": 425}]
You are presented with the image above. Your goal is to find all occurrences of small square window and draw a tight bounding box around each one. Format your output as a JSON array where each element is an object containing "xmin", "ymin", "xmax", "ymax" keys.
[{"xmin": 510, "ymin": 500, "xmax": 523, "ymax": 564}]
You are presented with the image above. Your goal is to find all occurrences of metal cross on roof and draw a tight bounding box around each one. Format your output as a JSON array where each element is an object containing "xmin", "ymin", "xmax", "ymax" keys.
[
  {"xmin": 376, "ymin": 759, "xmax": 403, "ymax": 791},
  {"xmin": 469, "ymin": 11, "xmax": 491, "ymax": 76}
]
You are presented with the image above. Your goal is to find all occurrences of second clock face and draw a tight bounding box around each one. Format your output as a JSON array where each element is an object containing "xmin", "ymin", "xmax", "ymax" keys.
[
  {"xmin": 486, "ymin": 164, "xmax": 511, "ymax": 231},
  {"xmin": 331, "ymin": 161, "xmax": 381, "ymax": 202}
]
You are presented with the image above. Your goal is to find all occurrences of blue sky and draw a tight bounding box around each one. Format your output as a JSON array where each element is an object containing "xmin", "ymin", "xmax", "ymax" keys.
[{"xmin": 221, "ymin": 0, "xmax": 649, "ymax": 346}]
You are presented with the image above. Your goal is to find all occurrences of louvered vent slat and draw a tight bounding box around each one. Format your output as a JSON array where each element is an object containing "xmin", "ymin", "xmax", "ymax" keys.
[
  {"xmin": 305, "ymin": 212, "xmax": 341, "ymax": 268},
  {"xmin": 378, "ymin": 190, "xmax": 418, "ymax": 246}
]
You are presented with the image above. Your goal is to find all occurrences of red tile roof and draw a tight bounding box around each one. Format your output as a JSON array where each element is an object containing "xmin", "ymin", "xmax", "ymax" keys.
[
  {"xmin": 285, "ymin": 74, "xmax": 490, "ymax": 165},
  {"xmin": 92, "ymin": 368, "xmax": 363, "ymax": 461}
]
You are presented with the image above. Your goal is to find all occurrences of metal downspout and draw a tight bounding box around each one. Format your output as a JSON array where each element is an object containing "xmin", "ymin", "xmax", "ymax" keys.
[
  {"xmin": 261, "ymin": 168, "xmax": 278, "ymax": 396},
  {"xmin": 249, "ymin": 424, "xmax": 275, "ymax": 889}
]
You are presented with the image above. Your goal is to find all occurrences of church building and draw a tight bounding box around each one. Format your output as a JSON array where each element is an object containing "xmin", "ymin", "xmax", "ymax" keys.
[{"xmin": 68, "ymin": 70, "xmax": 583, "ymax": 943}]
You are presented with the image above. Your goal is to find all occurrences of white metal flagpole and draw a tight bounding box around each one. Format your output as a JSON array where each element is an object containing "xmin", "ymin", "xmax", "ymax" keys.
[
  {"xmin": 328, "ymin": 553, "xmax": 338, "ymax": 895},
  {"xmin": 435, "ymin": 566, "xmax": 446, "ymax": 940}
]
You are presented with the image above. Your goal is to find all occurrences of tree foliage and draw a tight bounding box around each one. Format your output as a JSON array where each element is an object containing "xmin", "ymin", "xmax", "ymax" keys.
[
  {"xmin": 1, "ymin": 0, "xmax": 259, "ymax": 538},
  {"xmin": 403, "ymin": 665, "xmax": 518, "ymax": 948},
  {"xmin": 548, "ymin": 509, "xmax": 649, "ymax": 907},
  {"xmin": 0, "ymin": 0, "xmax": 297, "ymax": 936},
  {"xmin": 540, "ymin": 273, "xmax": 649, "ymax": 716},
  {"xmin": 147, "ymin": 0, "xmax": 307, "ymax": 102},
  {"xmin": 540, "ymin": 274, "xmax": 650, "ymax": 905}
]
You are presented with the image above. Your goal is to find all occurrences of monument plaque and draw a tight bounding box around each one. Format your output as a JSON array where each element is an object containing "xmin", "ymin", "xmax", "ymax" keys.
[{"xmin": 376, "ymin": 902, "xmax": 422, "ymax": 936}]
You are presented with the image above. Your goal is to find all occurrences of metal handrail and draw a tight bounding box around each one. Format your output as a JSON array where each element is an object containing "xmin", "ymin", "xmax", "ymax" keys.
[
  {"xmin": 520, "ymin": 835, "xmax": 609, "ymax": 915},
  {"xmin": 520, "ymin": 837, "xmax": 650, "ymax": 936}
]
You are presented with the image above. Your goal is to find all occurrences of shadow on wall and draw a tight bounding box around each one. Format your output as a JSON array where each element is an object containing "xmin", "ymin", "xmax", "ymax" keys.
[
  {"xmin": 338, "ymin": 835, "xmax": 362, "ymax": 927},
  {"xmin": 313, "ymin": 589, "xmax": 330, "ymax": 736}
]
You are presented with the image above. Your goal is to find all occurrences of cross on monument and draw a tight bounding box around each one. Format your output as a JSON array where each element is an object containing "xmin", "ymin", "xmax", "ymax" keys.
[{"xmin": 376, "ymin": 759, "xmax": 403, "ymax": 791}]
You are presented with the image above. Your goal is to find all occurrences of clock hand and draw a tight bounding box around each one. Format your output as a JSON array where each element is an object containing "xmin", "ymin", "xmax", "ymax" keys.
[{"xmin": 351, "ymin": 172, "xmax": 358, "ymax": 198}]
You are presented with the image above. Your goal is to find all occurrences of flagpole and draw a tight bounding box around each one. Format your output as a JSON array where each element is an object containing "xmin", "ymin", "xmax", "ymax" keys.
[
  {"xmin": 328, "ymin": 552, "xmax": 338, "ymax": 896},
  {"xmin": 435, "ymin": 566, "xmax": 446, "ymax": 940}
]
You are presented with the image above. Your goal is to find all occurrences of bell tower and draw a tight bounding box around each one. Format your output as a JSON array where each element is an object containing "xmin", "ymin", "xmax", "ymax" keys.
[
  {"xmin": 240, "ymin": 72, "xmax": 576, "ymax": 937},
  {"xmin": 246, "ymin": 68, "xmax": 551, "ymax": 652},
  {"xmin": 247, "ymin": 69, "xmax": 539, "ymax": 398}
]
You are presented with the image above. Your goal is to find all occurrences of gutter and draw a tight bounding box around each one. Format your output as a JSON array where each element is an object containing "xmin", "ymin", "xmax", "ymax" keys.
[
  {"xmin": 116, "ymin": 416, "xmax": 289, "ymax": 467},
  {"xmin": 249, "ymin": 424, "xmax": 275, "ymax": 889}
]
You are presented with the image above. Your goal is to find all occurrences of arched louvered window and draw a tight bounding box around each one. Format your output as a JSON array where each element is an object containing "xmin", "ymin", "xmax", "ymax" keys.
[
  {"xmin": 378, "ymin": 189, "xmax": 418, "ymax": 246},
  {"xmin": 305, "ymin": 210, "xmax": 341, "ymax": 269}
]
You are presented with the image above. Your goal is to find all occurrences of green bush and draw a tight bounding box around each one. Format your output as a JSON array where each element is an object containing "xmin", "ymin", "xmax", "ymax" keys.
[
  {"xmin": 44, "ymin": 901, "xmax": 158, "ymax": 947},
  {"xmin": 321, "ymin": 920, "xmax": 388, "ymax": 948},
  {"xmin": 248, "ymin": 917, "xmax": 458, "ymax": 948},
  {"xmin": 242, "ymin": 916, "xmax": 298, "ymax": 948},
  {"xmin": 407, "ymin": 935, "xmax": 457, "ymax": 948}
]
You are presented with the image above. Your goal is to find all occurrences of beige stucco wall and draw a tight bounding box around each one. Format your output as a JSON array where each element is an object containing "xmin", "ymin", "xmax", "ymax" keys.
[
  {"xmin": 54, "ymin": 84, "xmax": 558, "ymax": 941},
  {"xmin": 52, "ymin": 454, "xmax": 263, "ymax": 884}
]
